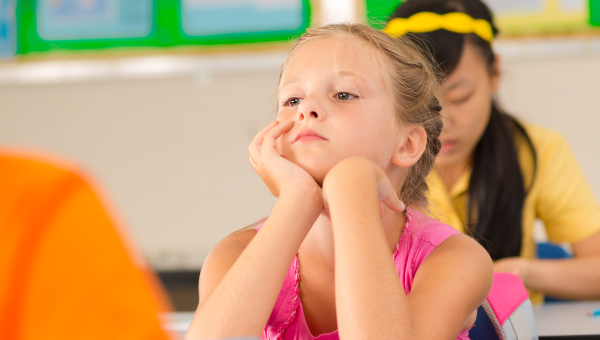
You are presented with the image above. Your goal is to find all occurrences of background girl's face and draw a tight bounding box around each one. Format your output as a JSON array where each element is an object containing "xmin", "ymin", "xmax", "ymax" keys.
[
  {"xmin": 438, "ymin": 42, "xmax": 500, "ymax": 168},
  {"xmin": 276, "ymin": 36, "xmax": 400, "ymax": 184}
]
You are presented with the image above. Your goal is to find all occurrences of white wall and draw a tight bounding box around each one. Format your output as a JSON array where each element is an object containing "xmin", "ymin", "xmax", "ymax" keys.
[
  {"xmin": 1, "ymin": 36, "xmax": 599, "ymax": 270},
  {"xmin": 0, "ymin": 55, "xmax": 282, "ymax": 269},
  {"xmin": 495, "ymin": 37, "xmax": 600, "ymax": 199}
]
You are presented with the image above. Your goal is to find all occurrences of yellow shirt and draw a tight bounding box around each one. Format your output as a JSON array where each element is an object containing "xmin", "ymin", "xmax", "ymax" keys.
[{"xmin": 426, "ymin": 123, "xmax": 600, "ymax": 304}]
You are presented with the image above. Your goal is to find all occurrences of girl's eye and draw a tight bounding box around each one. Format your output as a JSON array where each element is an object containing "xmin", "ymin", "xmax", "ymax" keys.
[
  {"xmin": 285, "ymin": 98, "xmax": 303, "ymax": 107},
  {"xmin": 451, "ymin": 94, "xmax": 472, "ymax": 105},
  {"xmin": 336, "ymin": 92, "xmax": 356, "ymax": 101}
]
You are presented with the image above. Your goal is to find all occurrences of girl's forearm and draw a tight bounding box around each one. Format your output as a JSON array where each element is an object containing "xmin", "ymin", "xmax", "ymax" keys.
[
  {"xmin": 525, "ymin": 256, "xmax": 600, "ymax": 300},
  {"xmin": 327, "ymin": 168, "xmax": 415, "ymax": 339},
  {"xmin": 187, "ymin": 186, "xmax": 321, "ymax": 340}
]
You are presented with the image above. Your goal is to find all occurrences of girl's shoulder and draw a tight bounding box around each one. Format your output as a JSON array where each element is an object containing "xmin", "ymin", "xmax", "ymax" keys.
[
  {"xmin": 206, "ymin": 227, "xmax": 258, "ymax": 264},
  {"xmin": 518, "ymin": 122, "xmax": 568, "ymax": 152},
  {"xmin": 199, "ymin": 227, "xmax": 258, "ymax": 297},
  {"xmin": 404, "ymin": 208, "xmax": 463, "ymax": 248},
  {"xmin": 398, "ymin": 208, "xmax": 493, "ymax": 299},
  {"xmin": 516, "ymin": 122, "xmax": 577, "ymax": 187}
]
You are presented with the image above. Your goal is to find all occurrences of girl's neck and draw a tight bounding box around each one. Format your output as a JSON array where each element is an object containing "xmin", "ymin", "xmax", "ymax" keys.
[
  {"xmin": 298, "ymin": 207, "xmax": 407, "ymax": 269},
  {"xmin": 435, "ymin": 154, "xmax": 474, "ymax": 192}
]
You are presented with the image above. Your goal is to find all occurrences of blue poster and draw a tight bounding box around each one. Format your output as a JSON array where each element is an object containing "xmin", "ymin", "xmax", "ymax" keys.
[
  {"xmin": 0, "ymin": 0, "xmax": 16, "ymax": 57},
  {"xmin": 182, "ymin": 0, "xmax": 304, "ymax": 36},
  {"xmin": 482, "ymin": 0, "xmax": 544, "ymax": 14},
  {"xmin": 37, "ymin": 0, "xmax": 152, "ymax": 40}
]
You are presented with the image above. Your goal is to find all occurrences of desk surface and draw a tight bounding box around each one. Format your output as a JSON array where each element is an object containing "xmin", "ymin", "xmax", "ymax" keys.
[
  {"xmin": 161, "ymin": 312, "xmax": 194, "ymax": 340},
  {"xmin": 533, "ymin": 301, "xmax": 600, "ymax": 337},
  {"xmin": 163, "ymin": 301, "xmax": 600, "ymax": 339}
]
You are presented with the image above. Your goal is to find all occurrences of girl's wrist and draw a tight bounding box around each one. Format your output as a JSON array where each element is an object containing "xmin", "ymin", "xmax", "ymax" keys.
[
  {"xmin": 519, "ymin": 258, "xmax": 533, "ymax": 286},
  {"xmin": 323, "ymin": 158, "xmax": 378, "ymax": 196},
  {"xmin": 279, "ymin": 184, "xmax": 323, "ymax": 213}
]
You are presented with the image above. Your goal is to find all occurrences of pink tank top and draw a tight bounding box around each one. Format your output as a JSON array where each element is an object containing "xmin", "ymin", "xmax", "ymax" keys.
[{"xmin": 256, "ymin": 207, "xmax": 469, "ymax": 340}]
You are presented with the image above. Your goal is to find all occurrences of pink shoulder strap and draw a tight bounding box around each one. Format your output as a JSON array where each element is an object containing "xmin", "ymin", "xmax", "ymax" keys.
[{"xmin": 486, "ymin": 273, "xmax": 529, "ymax": 325}]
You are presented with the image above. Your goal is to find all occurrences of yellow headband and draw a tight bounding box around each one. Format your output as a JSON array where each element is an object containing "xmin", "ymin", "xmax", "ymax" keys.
[{"xmin": 383, "ymin": 12, "xmax": 495, "ymax": 42}]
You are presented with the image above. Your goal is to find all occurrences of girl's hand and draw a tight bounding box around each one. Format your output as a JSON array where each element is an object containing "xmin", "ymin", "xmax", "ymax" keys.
[
  {"xmin": 249, "ymin": 120, "xmax": 322, "ymax": 199},
  {"xmin": 494, "ymin": 257, "xmax": 532, "ymax": 284},
  {"xmin": 322, "ymin": 157, "xmax": 405, "ymax": 218}
]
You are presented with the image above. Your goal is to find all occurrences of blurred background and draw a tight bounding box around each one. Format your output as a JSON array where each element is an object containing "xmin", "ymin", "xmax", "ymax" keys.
[{"xmin": 1, "ymin": 0, "xmax": 599, "ymax": 311}]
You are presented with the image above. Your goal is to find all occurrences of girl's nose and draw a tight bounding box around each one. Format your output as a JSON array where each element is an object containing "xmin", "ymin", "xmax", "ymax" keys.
[{"xmin": 299, "ymin": 111, "xmax": 319, "ymax": 120}]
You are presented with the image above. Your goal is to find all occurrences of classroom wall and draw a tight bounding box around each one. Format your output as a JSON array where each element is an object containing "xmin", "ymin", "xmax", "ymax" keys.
[{"xmin": 1, "ymin": 36, "xmax": 599, "ymax": 270}]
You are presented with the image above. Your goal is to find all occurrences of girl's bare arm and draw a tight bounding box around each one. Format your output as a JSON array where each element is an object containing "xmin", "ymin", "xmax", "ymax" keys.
[
  {"xmin": 186, "ymin": 120, "xmax": 322, "ymax": 339},
  {"xmin": 495, "ymin": 232, "xmax": 600, "ymax": 299},
  {"xmin": 324, "ymin": 157, "xmax": 493, "ymax": 340},
  {"xmin": 186, "ymin": 186, "xmax": 321, "ymax": 339}
]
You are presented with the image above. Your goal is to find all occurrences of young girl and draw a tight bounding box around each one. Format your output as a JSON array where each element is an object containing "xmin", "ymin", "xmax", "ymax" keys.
[
  {"xmin": 388, "ymin": 0, "xmax": 600, "ymax": 303},
  {"xmin": 186, "ymin": 24, "xmax": 493, "ymax": 340}
]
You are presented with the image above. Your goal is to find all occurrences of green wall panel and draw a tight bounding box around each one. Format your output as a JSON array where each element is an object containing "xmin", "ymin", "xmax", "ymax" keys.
[
  {"xmin": 591, "ymin": 0, "xmax": 600, "ymax": 26},
  {"xmin": 16, "ymin": 0, "xmax": 311, "ymax": 55},
  {"xmin": 365, "ymin": 0, "xmax": 402, "ymax": 29}
]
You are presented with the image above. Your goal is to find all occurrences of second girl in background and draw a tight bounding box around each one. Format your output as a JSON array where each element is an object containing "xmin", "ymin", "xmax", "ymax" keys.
[{"xmin": 387, "ymin": 0, "xmax": 600, "ymax": 303}]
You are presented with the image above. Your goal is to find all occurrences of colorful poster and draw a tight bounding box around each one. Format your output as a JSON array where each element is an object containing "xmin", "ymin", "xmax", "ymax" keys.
[
  {"xmin": 481, "ymin": 0, "xmax": 595, "ymax": 35},
  {"xmin": 0, "ymin": 0, "xmax": 16, "ymax": 57},
  {"xmin": 37, "ymin": 0, "xmax": 152, "ymax": 41},
  {"xmin": 483, "ymin": 0, "xmax": 545, "ymax": 14},
  {"xmin": 182, "ymin": 0, "xmax": 304, "ymax": 36}
]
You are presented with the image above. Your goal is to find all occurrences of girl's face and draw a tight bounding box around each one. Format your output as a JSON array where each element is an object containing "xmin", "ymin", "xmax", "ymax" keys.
[
  {"xmin": 276, "ymin": 36, "xmax": 400, "ymax": 185},
  {"xmin": 437, "ymin": 42, "xmax": 500, "ymax": 168}
]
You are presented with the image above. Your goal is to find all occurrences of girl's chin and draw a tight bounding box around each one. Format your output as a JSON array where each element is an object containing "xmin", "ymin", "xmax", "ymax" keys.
[
  {"xmin": 435, "ymin": 150, "xmax": 469, "ymax": 168},
  {"xmin": 304, "ymin": 168, "xmax": 327, "ymax": 186},
  {"xmin": 293, "ymin": 162, "xmax": 330, "ymax": 186}
]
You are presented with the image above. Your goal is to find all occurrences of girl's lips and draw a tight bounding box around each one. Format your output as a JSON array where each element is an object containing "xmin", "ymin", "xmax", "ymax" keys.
[
  {"xmin": 294, "ymin": 129, "xmax": 327, "ymax": 143},
  {"xmin": 439, "ymin": 140, "xmax": 457, "ymax": 154}
]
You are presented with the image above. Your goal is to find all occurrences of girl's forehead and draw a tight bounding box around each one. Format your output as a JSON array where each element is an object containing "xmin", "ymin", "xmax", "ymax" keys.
[
  {"xmin": 295, "ymin": 35, "xmax": 376, "ymax": 62},
  {"xmin": 281, "ymin": 35, "xmax": 385, "ymax": 83}
]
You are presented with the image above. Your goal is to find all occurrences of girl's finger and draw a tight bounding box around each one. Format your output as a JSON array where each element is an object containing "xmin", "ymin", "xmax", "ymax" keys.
[
  {"xmin": 262, "ymin": 121, "xmax": 294, "ymax": 152},
  {"xmin": 381, "ymin": 193, "xmax": 405, "ymax": 212},
  {"xmin": 249, "ymin": 155, "xmax": 259, "ymax": 174},
  {"xmin": 378, "ymin": 177, "xmax": 405, "ymax": 212},
  {"xmin": 249, "ymin": 121, "xmax": 279, "ymax": 166},
  {"xmin": 251, "ymin": 120, "xmax": 279, "ymax": 147}
]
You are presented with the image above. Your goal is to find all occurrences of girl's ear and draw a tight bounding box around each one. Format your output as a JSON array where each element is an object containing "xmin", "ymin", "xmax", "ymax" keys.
[{"xmin": 391, "ymin": 125, "xmax": 427, "ymax": 168}]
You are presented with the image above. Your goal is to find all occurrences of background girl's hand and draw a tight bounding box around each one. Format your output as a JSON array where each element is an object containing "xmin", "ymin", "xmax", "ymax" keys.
[
  {"xmin": 249, "ymin": 120, "xmax": 322, "ymax": 199},
  {"xmin": 494, "ymin": 257, "xmax": 532, "ymax": 284}
]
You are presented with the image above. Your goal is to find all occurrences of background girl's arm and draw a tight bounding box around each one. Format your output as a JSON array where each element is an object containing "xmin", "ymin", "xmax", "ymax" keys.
[
  {"xmin": 495, "ymin": 232, "xmax": 600, "ymax": 299},
  {"xmin": 324, "ymin": 157, "xmax": 493, "ymax": 340},
  {"xmin": 186, "ymin": 121, "xmax": 322, "ymax": 339},
  {"xmin": 495, "ymin": 131, "xmax": 600, "ymax": 299}
]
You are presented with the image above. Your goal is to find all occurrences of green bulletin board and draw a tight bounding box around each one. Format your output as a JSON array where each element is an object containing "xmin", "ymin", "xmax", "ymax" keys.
[
  {"xmin": 13, "ymin": 0, "xmax": 312, "ymax": 56},
  {"xmin": 365, "ymin": 0, "xmax": 402, "ymax": 29},
  {"xmin": 591, "ymin": 0, "xmax": 600, "ymax": 25}
]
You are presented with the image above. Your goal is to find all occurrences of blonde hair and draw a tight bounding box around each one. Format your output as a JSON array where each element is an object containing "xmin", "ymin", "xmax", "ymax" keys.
[{"xmin": 279, "ymin": 23, "xmax": 443, "ymax": 209}]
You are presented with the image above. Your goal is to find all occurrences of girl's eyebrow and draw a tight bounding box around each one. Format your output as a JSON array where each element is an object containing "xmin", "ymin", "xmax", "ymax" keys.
[
  {"xmin": 336, "ymin": 70, "xmax": 373, "ymax": 84},
  {"xmin": 279, "ymin": 70, "xmax": 372, "ymax": 91},
  {"xmin": 443, "ymin": 79, "xmax": 470, "ymax": 92},
  {"xmin": 279, "ymin": 77, "xmax": 302, "ymax": 90}
]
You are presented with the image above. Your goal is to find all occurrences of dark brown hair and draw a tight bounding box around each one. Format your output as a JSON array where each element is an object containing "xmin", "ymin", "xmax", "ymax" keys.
[{"xmin": 392, "ymin": 0, "xmax": 537, "ymax": 260}]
